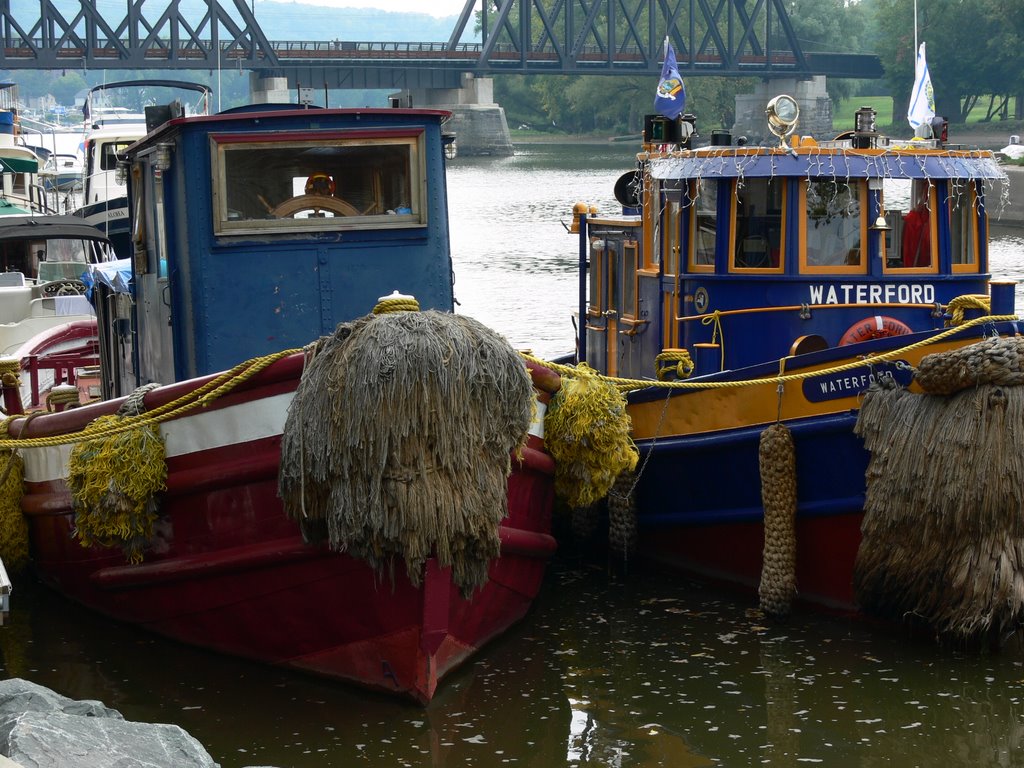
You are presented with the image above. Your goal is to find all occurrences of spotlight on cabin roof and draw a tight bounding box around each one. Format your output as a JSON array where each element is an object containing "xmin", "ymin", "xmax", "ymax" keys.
[{"xmin": 765, "ymin": 94, "xmax": 799, "ymax": 148}]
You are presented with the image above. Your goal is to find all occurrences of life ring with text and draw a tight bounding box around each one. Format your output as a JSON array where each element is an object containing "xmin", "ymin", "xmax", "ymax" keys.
[{"xmin": 838, "ymin": 315, "xmax": 913, "ymax": 346}]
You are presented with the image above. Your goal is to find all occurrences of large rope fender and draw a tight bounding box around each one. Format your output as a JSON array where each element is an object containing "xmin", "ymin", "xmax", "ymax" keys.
[
  {"xmin": 278, "ymin": 308, "xmax": 535, "ymax": 597},
  {"xmin": 758, "ymin": 423, "xmax": 797, "ymax": 618},
  {"xmin": 915, "ymin": 335, "xmax": 1024, "ymax": 395},
  {"xmin": 854, "ymin": 356, "xmax": 1024, "ymax": 643}
]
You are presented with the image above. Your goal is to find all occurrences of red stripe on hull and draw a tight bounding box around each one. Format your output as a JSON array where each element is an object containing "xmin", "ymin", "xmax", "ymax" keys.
[{"xmin": 639, "ymin": 513, "xmax": 863, "ymax": 611}]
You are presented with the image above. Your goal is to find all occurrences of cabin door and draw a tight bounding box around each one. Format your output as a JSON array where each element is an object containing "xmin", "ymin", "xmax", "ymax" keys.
[
  {"xmin": 587, "ymin": 234, "xmax": 616, "ymax": 376},
  {"xmin": 588, "ymin": 230, "xmax": 641, "ymax": 378}
]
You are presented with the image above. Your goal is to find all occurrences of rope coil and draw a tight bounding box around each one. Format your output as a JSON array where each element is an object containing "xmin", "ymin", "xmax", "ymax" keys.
[{"xmin": 655, "ymin": 348, "xmax": 694, "ymax": 381}]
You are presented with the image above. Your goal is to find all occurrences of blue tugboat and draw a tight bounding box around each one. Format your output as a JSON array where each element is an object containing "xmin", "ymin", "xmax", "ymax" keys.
[{"xmin": 571, "ymin": 98, "xmax": 1022, "ymax": 636}]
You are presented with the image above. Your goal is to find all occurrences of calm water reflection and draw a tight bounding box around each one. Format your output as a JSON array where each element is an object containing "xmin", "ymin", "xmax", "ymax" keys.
[
  {"xmin": 1, "ymin": 143, "xmax": 1024, "ymax": 767},
  {"xmin": 4, "ymin": 561, "xmax": 1024, "ymax": 767}
]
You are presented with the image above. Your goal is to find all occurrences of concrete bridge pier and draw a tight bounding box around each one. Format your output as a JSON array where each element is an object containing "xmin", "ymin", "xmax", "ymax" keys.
[
  {"xmin": 732, "ymin": 76, "xmax": 833, "ymax": 143},
  {"xmin": 249, "ymin": 73, "xmax": 291, "ymax": 104},
  {"xmin": 393, "ymin": 74, "xmax": 513, "ymax": 157}
]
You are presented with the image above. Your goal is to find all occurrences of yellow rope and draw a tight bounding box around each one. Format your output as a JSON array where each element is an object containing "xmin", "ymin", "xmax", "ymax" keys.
[
  {"xmin": 0, "ymin": 348, "xmax": 299, "ymax": 450},
  {"xmin": 654, "ymin": 348, "xmax": 695, "ymax": 381},
  {"xmin": 700, "ymin": 310, "xmax": 725, "ymax": 369},
  {"xmin": 520, "ymin": 314, "xmax": 1018, "ymax": 393},
  {"xmin": 0, "ymin": 356, "xmax": 20, "ymax": 390},
  {"xmin": 373, "ymin": 297, "xmax": 420, "ymax": 314},
  {"xmin": 0, "ymin": 307, "xmax": 1015, "ymax": 448},
  {"xmin": 946, "ymin": 294, "xmax": 991, "ymax": 327},
  {"xmin": 46, "ymin": 387, "xmax": 81, "ymax": 410}
]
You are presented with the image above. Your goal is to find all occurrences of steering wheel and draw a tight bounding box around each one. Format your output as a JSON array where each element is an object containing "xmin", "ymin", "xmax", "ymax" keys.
[
  {"xmin": 270, "ymin": 194, "xmax": 361, "ymax": 218},
  {"xmin": 42, "ymin": 279, "xmax": 88, "ymax": 297}
]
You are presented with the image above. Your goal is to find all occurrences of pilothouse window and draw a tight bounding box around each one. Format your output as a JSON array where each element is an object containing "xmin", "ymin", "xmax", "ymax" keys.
[
  {"xmin": 689, "ymin": 179, "xmax": 717, "ymax": 269},
  {"xmin": 212, "ymin": 132, "xmax": 424, "ymax": 234},
  {"xmin": 803, "ymin": 180, "xmax": 865, "ymax": 271},
  {"xmin": 733, "ymin": 178, "xmax": 783, "ymax": 270}
]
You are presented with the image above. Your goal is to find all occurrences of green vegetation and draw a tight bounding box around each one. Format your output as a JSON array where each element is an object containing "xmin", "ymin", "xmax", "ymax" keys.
[
  {"xmin": 834, "ymin": 95, "xmax": 1024, "ymax": 137},
  {"xmin": 833, "ymin": 97, "xmax": 895, "ymax": 129},
  {"xmin": 3, "ymin": 0, "xmax": 1022, "ymax": 139}
]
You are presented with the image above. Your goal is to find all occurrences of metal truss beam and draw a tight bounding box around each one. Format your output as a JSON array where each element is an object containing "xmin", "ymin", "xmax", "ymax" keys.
[
  {"xmin": 0, "ymin": 0, "xmax": 882, "ymax": 81},
  {"xmin": 0, "ymin": 0, "xmax": 277, "ymax": 69}
]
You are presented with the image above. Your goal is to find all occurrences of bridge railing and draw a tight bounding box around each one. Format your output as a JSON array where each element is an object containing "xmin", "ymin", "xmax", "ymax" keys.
[
  {"xmin": 3, "ymin": 37, "xmax": 800, "ymax": 67},
  {"xmin": 265, "ymin": 40, "xmax": 798, "ymax": 68}
]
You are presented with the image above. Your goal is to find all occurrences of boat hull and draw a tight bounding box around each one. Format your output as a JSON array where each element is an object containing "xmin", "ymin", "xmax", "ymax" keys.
[
  {"xmin": 18, "ymin": 354, "xmax": 556, "ymax": 703},
  {"xmin": 624, "ymin": 330, "xmax": 1005, "ymax": 613}
]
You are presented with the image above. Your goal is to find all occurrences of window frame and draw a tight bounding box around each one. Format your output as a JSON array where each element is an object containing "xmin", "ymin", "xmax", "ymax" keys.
[
  {"xmin": 210, "ymin": 128, "xmax": 427, "ymax": 236},
  {"xmin": 799, "ymin": 178, "xmax": 869, "ymax": 275},
  {"xmin": 729, "ymin": 177, "xmax": 787, "ymax": 274}
]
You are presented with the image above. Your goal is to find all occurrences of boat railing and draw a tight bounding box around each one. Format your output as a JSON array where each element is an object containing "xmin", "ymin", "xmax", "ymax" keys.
[{"xmin": 675, "ymin": 300, "xmax": 942, "ymax": 325}]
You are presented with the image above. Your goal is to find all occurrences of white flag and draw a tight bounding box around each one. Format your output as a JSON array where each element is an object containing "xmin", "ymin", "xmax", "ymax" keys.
[{"xmin": 907, "ymin": 42, "xmax": 935, "ymax": 132}]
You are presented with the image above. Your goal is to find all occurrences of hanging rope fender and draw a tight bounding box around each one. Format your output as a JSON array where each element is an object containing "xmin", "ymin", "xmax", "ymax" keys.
[{"xmin": 758, "ymin": 422, "xmax": 798, "ymax": 619}]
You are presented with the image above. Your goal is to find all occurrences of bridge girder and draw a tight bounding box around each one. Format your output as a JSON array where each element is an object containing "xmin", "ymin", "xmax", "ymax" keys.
[{"xmin": 0, "ymin": 0, "xmax": 882, "ymax": 81}]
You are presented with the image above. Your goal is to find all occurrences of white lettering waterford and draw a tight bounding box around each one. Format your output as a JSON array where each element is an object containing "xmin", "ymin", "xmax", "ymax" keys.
[{"xmin": 808, "ymin": 284, "xmax": 935, "ymax": 305}]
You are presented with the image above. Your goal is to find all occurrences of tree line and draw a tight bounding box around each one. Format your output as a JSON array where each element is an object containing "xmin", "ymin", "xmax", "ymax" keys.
[
  {"xmin": 4, "ymin": 0, "xmax": 1022, "ymax": 135},
  {"xmin": 494, "ymin": 0, "xmax": 1023, "ymax": 135}
]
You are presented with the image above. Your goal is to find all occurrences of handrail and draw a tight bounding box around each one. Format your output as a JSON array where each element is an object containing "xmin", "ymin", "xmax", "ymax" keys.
[{"xmin": 674, "ymin": 302, "xmax": 938, "ymax": 324}]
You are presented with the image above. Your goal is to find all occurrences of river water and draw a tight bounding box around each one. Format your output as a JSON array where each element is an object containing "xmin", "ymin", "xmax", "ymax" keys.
[{"xmin": 2, "ymin": 142, "xmax": 1024, "ymax": 768}]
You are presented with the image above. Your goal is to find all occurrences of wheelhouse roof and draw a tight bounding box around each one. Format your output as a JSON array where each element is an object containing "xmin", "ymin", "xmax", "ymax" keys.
[{"xmin": 649, "ymin": 145, "xmax": 1007, "ymax": 181}]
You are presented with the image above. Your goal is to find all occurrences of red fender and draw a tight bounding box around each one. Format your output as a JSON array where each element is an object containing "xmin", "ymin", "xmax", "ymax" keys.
[{"xmin": 838, "ymin": 315, "xmax": 913, "ymax": 346}]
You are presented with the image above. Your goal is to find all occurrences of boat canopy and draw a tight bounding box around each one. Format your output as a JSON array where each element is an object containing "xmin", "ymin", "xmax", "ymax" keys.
[
  {"xmin": 649, "ymin": 147, "xmax": 1008, "ymax": 181},
  {"xmin": 0, "ymin": 156, "xmax": 38, "ymax": 174},
  {"xmin": 0, "ymin": 216, "xmax": 112, "ymax": 244}
]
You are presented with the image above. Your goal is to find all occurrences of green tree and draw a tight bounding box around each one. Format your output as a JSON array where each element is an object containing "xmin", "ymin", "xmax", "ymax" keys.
[
  {"xmin": 782, "ymin": 0, "xmax": 870, "ymax": 105},
  {"xmin": 873, "ymin": 0, "xmax": 1022, "ymax": 124}
]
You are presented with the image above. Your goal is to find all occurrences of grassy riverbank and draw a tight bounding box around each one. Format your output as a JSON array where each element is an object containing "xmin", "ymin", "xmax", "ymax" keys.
[{"xmin": 511, "ymin": 96, "xmax": 1023, "ymax": 149}]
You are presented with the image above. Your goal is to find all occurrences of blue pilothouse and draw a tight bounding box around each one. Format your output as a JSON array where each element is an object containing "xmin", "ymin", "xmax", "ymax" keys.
[
  {"xmin": 95, "ymin": 104, "xmax": 455, "ymax": 399},
  {"xmin": 577, "ymin": 100, "xmax": 1010, "ymax": 381}
]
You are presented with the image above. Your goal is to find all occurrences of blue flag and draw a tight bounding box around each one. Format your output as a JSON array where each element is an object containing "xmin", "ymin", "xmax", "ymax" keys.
[{"xmin": 654, "ymin": 39, "xmax": 686, "ymax": 119}]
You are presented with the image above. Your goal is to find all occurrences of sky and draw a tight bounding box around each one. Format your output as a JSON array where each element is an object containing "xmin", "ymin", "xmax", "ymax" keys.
[{"xmin": 293, "ymin": 0, "xmax": 470, "ymax": 16}]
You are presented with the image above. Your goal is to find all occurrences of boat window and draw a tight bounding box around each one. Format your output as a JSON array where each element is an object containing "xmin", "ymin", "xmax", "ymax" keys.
[
  {"xmin": 801, "ymin": 179, "xmax": 866, "ymax": 274},
  {"xmin": 688, "ymin": 179, "xmax": 717, "ymax": 271},
  {"xmin": 949, "ymin": 180, "xmax": 978, "ymax": 271},
  {"xmin": 622, "ymin": 240, "xmax": 638, "ymax": 318},
  {"xmin": 211, "ymin": 131, "xmax": 425, "ymax": 235},
  {"xmin": 661, "ymin": 198, "xmax": 681, "ymax": 275},
  {"xmin": 35, "ymin": 238, "xmax": 96, "ymax": 282},
  {"xmin": 101, "ymin": 142, "xmax": 133, "ymax": 171},
  {"xmin": 883, "ymin": 179, "xmax": 936, "ymax": 272},
  {"xmin": 732, "ymin": 177, "xmax": 784, "ymax": 272},
  {"xmin": 589, "ymin": 236, "xmax": 605, "ymax": 318}
]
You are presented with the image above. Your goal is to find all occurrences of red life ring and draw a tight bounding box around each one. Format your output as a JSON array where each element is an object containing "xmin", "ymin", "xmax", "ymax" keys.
[{"xmin": 838, "ymin": 315, "xmax": 913, "ymax": 346}]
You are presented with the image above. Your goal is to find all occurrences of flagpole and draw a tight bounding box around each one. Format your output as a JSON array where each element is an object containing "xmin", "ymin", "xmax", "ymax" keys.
[{"xmin": 914, "ymin": 0, "xmax": 918, "ymax": 54}]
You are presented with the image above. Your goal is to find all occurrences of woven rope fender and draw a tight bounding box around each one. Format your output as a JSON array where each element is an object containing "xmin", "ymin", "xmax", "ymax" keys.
[
  {"xmin": 854, "ymin": 375, "xmax": 1024, "ymax": 643},
  {"xmin": 277, "ymin": 310, "xmax": 534, "ymax": 597},
  {"xmin": 0, "ymin": 419, "xmax": 28, "ymax": 573},
  {"xmin": 915, "ymin": 336, "xmax": 1024, "ymax": 395},
  {"xmin": 607, "ymin": 469, "xmax": 638, "ymax": 558},
  {"xmin": 67, "ymin": 412, "xmax": 167, "ymax": 564},
  {"xmin": 758, "ymin": 423, "xmax": 797, "ymax": 618},
  {"xmin": 543, "ymin": 363, "xmax": 638, "ymax": 509}
]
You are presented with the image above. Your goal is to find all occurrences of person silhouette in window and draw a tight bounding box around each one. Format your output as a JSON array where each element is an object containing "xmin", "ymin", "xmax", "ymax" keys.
[{"xmin": 902, "ymin": 187, "xmax": 930, "ymax": 267}]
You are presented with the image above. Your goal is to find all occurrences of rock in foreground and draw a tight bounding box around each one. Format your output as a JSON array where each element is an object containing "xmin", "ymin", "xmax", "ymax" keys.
[{"xmin": 0, "ymin": 679, "xmax": 218, "ymax": 768}]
